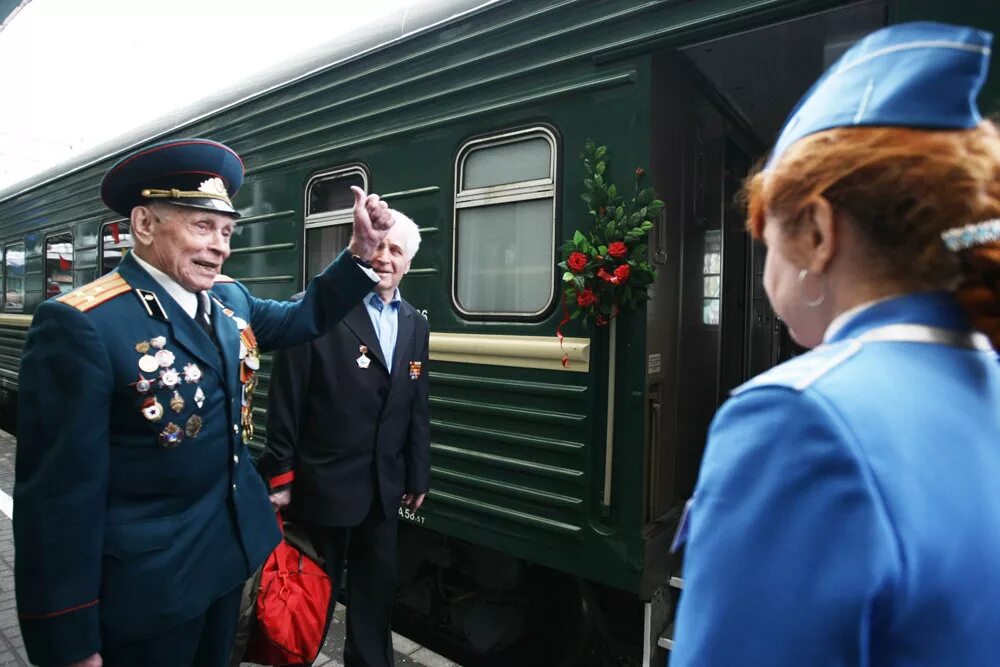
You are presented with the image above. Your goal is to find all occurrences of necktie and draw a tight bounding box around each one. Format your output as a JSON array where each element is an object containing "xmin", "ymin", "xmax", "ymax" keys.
[{"xmin": 194, "ymin": 293, "xmax": 214, "ymax": 339}]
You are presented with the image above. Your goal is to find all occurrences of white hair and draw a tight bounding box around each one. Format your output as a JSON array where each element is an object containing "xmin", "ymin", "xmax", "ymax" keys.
[{"xmin": 389, "ymin": 209, "xmax": 422, "ymax": 260}]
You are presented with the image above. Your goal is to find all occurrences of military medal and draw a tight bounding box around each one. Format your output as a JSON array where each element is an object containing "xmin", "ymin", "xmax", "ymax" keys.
[
  {"xmin": 141, "ymin": 396, "xmax": 164, "ymax": 421},
  {"xmin": 159, "ymin": 423, "xmax": 184, "ymax": 448},
  {"xmin": 223, "ymin": 308, "xmax": 234, "ymax": 317},
  {"xmin": 194, "ymin": 386, "xmax": 205, "ymax": 409},
  {"xmin": 150, "ymin": 336, "xmax": 166, "ymax": 349},
  {"xmin": 233, "ymin": 316, "xmax": 248, "ymax": 330},
  {"xmin": 160, "ymin": 368, "xmax": 180, "ymax": 388},
  {"xmin": 183, "ymin": 362, "xmax": 202, "ymax": 384},
  {"xmin": 245, "ymin": 349, "xmax": 260, "ymax": 371},
  {"xmin": 138, "ymin": 354, "xmax": 158, "ymax": 373},
  {"xmin": 134, "ymin": 340, "xmax": 150, "ymax": 354},
  {"xmin": 170, "ymin": 390, "xmax": 185, "ymax": 413},
  {"xmin": 134, "ymin": 375, "xmax": 152, "ymax": 394},
  {"xmin": 185, "ymin": 414, "xmax": 202, "ymax": 438},
  {"xmin": 155, "ymin": 349, "xmax": 175, "ymax": 368},
  {"xmin": 409, "ymin": 360, "xmax": 422, "ymax": 380},
  {"xmin": 357, "ymin": 345, "xmax": 371, "ymax": 369}
]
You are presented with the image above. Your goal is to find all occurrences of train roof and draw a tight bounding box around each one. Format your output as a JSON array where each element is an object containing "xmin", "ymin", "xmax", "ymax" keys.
[{"xmin": 0, "ymin": 0, "xmax": 503, "ymax": 205}]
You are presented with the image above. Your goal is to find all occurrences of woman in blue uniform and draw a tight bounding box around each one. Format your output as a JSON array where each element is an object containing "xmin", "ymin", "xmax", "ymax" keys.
[{"xmin": 671, "ymin": 22, "xmax": 1000, "ymax": 666}]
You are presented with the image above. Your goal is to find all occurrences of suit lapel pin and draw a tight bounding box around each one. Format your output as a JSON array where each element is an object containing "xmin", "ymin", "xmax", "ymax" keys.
[
  {"xmin": 159, "ymin": 422, "xmax": 184, "ymax": 448},
  {"xmin": 141, "ymin": 396, "xmax": 164, "ymax": 421},
  {"xmin": 409, "ymin": 361, "xmax": 422, "ymax": 380},
  {"xmin": 357, "ymin": 345, "xmax": 371, "ymax": 369}
]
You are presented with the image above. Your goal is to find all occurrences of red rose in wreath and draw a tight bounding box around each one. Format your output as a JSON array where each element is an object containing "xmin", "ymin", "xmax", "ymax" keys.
[
  {"xmin": 567, "ymin": 252, "xmax": 588, "ymax": 273},
  {"xmin": 614, "ymin": 264, "xmax": 631, "ymax": 283},
  {"xmin": 577, "ymin": 289, "xmax": 597, "ymax": 307},
  {"xmin": 608, "ymin": 241, "xmax": 627, "ymax": 259}
]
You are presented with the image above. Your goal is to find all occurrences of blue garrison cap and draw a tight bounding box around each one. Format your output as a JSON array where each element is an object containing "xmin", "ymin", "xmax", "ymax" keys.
[
  {"xmin": 768, "ymin": 21, "xmax": 993, "ymax": 168},
  {"xmin": 100, "ymin": 138, "xmax": 244, "ymax": 218}
]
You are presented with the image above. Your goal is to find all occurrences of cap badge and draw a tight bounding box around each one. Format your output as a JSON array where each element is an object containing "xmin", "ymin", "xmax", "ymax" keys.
[{"xmin": 199, "ymin": 177, "xmax": 228, "ymax": 197}]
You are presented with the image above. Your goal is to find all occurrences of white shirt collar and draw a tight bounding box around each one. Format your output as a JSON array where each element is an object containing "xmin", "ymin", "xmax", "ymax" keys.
[{"xmin": 131, "ymin": 252, "xmax": 200, "ymax": 319}]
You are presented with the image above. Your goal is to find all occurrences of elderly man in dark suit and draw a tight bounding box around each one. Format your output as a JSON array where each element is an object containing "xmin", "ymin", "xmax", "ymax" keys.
[
  {"xmin": 14, "ymin": 138, "xmax": 394, "ymax": 667},
  {"xmin": 261, "ymin": 209, "xmax": 430, "ymax": 667}
]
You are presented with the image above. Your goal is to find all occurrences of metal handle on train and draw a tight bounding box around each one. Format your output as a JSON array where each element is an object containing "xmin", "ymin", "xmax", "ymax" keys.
[{"xmin": 654, "ymin": 208, "xmax": 668, "ymax": 264}]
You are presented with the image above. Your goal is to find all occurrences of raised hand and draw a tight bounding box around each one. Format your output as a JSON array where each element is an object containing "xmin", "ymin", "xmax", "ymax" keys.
[{"xmin": 347, "ymin": 186, "xmax": 394, "ymax": 261}]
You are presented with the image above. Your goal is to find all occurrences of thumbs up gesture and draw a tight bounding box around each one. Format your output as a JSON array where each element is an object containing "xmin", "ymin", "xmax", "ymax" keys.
[{"xmin": 347, "ymin": 186, "xmax": 394, "ymax": 261}]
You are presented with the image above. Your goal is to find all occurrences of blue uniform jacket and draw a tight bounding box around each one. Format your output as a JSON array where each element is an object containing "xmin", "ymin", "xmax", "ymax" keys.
[
  {"xmin": 671, "ymin": 292, "xmax": 1000, "ymax": 666},
  {"xmin": 14, "ymin": 250, "xmax": 374, "ymax": 666}
]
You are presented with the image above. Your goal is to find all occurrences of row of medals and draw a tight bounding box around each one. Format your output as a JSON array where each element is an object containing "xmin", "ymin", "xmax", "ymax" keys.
[{"xmin": 134, "ymin": 336, "xmax": 205, "ymax": 448}]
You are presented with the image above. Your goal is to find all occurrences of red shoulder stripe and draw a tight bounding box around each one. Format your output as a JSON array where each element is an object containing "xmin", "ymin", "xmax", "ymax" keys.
[{"xmin": 270, "ymin": 471, "xmax": 295, "ymax": 489}]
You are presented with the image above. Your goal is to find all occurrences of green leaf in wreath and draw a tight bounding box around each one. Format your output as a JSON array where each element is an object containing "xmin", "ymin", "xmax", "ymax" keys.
[
  {"xmin": 573, "ymin": 230, "xmax": 586, "ymax": 244},
  {"xmin": 640, "ymin": 221, "xmax": 654, "ymax": 231},
  {"xmin": 595, "ymin": 161, "xmax": 606, "ymax": 176},
  {"xmin": 595, "ymin": 145, "xmax": 607, "ymax": 159},
  {"xmin": 563, "ymin": 272, "xmax": 574, "ymax": 282},
  {"xmin": 598, "ymin": 245, "xmax": 608, "ymax": 255},
  {"xmin": 570, "ymin": 309, "xmax": 581, "ymax": 320}
]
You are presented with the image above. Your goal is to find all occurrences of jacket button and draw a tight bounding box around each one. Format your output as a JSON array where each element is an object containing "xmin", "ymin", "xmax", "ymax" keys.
[
  {"xmin": 233, "ymin": 424, "xmax": 239, "ymax": 434},
  {"xmin": 232, "ymin": 483, "xmax": 237, "ymax": 491},
  {"xmin": 233, "ymin": 454, "xmax": 239, "ymax": 464}
]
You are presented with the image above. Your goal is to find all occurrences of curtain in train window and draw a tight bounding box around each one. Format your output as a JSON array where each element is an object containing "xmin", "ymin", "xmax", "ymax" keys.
[
  {"xmin": 4, "ymin": 243, "xmax": 24, "ymax": 311},
  {"xmin": 304, "ymin": 166, "xmax": 369, "ymax": 282},
  {"xmin": 453, "ymin": 128, "xmax": 557, "ymax": 316},
  {"xmin": 45, "ymin": 233, "xmax": 73, "ymax": 300},
  {"xmin": 101, "ymin": 220, "xmax": 133, "ymax": 275}
]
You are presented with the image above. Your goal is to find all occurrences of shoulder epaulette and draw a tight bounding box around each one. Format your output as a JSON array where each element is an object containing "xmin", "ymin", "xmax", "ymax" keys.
[
  {"xmin": 57, "ymin": 272, "xmax": 132, "ymax": 312},
  {"xmin": 214, "ymin": 274, "xmax": 235, "ymax": 284},
  {"xmin": 732, "ymin": 340, "xmax": 862, "ymax": 396}
]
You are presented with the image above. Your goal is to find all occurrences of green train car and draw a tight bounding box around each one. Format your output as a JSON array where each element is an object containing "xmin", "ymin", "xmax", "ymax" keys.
[{"xmin": 1, "ymin": 1, "xmax": 997, "ymax": 664}]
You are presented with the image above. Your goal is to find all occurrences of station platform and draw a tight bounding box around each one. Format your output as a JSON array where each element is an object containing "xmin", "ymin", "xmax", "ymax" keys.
[{"xmin": 0, "ymin": 429, "xmax": 458, "ymax": 667}]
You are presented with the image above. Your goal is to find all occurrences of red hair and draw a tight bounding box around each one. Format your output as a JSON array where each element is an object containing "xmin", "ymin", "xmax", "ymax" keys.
[{"xmin": 744, "ymin": 122, "xmax": 1000, "ymax": 348}]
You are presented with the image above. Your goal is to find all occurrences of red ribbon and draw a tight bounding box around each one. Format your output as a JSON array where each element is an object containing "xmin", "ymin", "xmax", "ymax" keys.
[
  {"xmin": 109, "ymin": 222, "xmax": 120, "ymax": 244},
  {"xmin": 556, "ymin": 291, "xmax": 572, "ymax": 368},
  {"xmin": 58, "ymin": 254, "xmax": 71, "ymax": 271}
]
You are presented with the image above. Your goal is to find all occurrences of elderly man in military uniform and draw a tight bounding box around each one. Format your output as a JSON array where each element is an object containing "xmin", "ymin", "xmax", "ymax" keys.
[{"xmin": 13, "ymin": 138, "xmax": 393, "ymax": 667}]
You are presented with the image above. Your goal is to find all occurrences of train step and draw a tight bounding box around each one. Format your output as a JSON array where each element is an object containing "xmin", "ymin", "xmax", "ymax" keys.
[{"xmin": 658, "ymin": 623, "xmax": 674, "ymax": 650}]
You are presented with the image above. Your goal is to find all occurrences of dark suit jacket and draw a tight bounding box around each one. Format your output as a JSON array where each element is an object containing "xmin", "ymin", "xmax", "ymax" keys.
[
  {"xmin": 13, "ymin": 250, "xmax": 374, "ymax": 667},
  {"xmin": 261, "ymin": 296, "xmax": 430, "ymax": 527}
]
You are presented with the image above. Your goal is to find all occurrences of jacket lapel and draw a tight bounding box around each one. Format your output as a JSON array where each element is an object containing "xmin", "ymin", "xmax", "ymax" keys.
[
  {"xmin": 208, "ymin": 294, "xmax": 241, "ymax": 389},
  {"xmin": 116, "ymin": 254, "xmax": 224, "ymax": 375},
  {"xmin": 343, "ymin": 301, "xmax": 388, "ymax": 372}
]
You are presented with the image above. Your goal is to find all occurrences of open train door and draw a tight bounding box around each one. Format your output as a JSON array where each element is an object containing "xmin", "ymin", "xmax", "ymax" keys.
[{"xmin": 640, "ymin": 2, "xmax": 890, "ymax": 664}]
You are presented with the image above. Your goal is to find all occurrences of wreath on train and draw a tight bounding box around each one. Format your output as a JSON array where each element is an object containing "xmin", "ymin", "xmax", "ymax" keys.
[{"xmin": 557, "ymin": 140, "xmax": 661, "ymax": 340}]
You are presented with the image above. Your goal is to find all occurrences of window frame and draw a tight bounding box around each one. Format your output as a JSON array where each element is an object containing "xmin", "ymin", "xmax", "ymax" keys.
[
  {"xmin": 43, "ymin": 230, "xmax": 74, "ymax": 301},
  {"xmin": 451, "ymin": 126, "xmax": 559, "ymax": 319},
  {"xmin": 302, "ymin": 164, "xmax": 370, "ymax": 286},
  {"xmin": 98, "ymin": 218, "xmax": 132, "ymax": 277},
  {"xmin": 3, "ymin": 241, "xmax": 25, "ymax": 312}
]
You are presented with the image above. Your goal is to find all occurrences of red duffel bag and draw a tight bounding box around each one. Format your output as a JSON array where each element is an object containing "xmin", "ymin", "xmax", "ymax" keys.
[{"xmin": 242, "ymin": 516, "xmax": 333, "ymax": 666}]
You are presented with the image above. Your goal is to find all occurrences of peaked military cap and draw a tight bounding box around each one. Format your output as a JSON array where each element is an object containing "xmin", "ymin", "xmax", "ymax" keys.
[
  {"xmin": 100, "ymin": 138, "xmax": 244, "ymax": 218},
  {"xmin": 768, "ymin": 21, "xmax": 993, "ymax": 167}
]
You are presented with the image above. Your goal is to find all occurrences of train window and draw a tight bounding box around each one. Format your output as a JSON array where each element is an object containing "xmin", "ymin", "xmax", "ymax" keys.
[
  {"xmin": 44, "ymin": 233, "xmax": 74, "ymax": 300},
  {"xmin": 703, "ymin": 229, "xmax": 721, "ymax": 326},
  {"xmin": 453, "ymin": 127, "xmax": 557, "ymax": 317},
  {"xmin": 100, "ymin": 220, "xmax": 133, "ymax": 275},
  {"xmin": 4, "ymin": 243, "xmax": 25, "ymax": 311},
  {"xmin": 304, "ymin": 165, "xmax": 369, "ymax": 281}
]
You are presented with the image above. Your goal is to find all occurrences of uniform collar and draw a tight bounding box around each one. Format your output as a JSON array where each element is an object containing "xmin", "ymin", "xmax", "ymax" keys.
[
  {"xmin": 823, "ymin": 291, "xmax": 971, "ymax": 344},
  {"xmin": 131, "ymin": 251, "xmax": 199, "ymax": 318}
]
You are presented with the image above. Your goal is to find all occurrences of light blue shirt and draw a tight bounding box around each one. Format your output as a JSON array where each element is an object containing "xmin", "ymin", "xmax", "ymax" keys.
[{"xmin": 365, "ymin": 289, "xmax": 400, "ymax": 370}]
